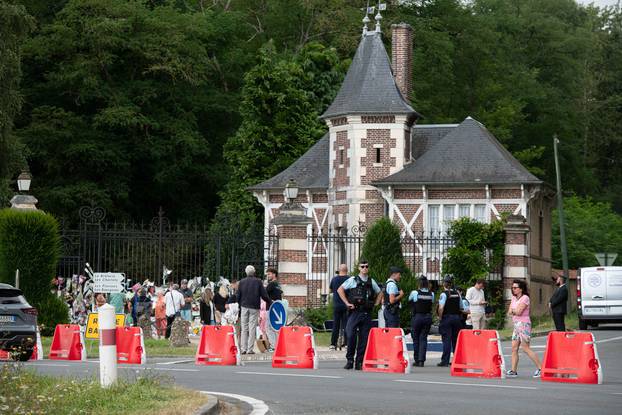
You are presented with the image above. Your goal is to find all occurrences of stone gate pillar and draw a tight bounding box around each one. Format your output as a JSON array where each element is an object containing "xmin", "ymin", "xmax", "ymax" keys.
[
  {"xmin": 503, "ymin": 214, "xmax": 530, "ymax": 325},
  {"xmin": 273, "ymin": 203, "xmax": 312, "ymax": 308}
]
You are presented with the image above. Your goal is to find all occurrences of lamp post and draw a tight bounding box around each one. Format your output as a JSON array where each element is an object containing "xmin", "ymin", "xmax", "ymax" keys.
[{"xmin": 10, "ymin": 169, "xmax": 38, "ymax": 210}]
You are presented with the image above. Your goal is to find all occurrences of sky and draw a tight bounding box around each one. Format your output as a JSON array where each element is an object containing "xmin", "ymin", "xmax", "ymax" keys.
[{"xmin": 576, "ymin": 0, "xmax": 619, "ymax": 7}]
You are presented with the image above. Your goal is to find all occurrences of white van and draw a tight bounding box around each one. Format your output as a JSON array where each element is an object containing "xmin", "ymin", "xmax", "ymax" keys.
[{"xmin": 578, "ymin": 266, "xmax": 622, "ymax": 329}]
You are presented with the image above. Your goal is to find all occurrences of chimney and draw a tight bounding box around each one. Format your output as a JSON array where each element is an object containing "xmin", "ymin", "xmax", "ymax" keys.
[{"xmin": 391, "ymin": 23, "xmax": 413, "ymax": 102}]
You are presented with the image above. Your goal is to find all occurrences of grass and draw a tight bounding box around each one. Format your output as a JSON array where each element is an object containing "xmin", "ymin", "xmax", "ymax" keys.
[
  {"xmin": 0, "ymin": 363, "xmax": 208, "ymax": 415},
  {"xmin": 41, "ymin": 337, "xmax": 196, "ymax": 358}
]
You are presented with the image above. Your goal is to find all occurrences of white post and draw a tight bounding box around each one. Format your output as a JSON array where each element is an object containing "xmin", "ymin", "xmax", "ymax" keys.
[
  {"xmin": 98, "ymin": 303, "xmax": 117, "ymax": 387},
  {"xmin": 15, "ymin": 269, "xmax": 19, "ymax": 289}
]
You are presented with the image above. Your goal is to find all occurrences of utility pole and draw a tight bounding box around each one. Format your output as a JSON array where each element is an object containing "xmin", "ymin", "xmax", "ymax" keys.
[{"xmin": 553, "ymin": 136, "xmax": 569, "ymax": 282}]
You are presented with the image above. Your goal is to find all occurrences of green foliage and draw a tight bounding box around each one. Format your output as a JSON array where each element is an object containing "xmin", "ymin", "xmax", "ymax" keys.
[
  {"xmin": 37, "ymin": 295, "xmax": 69, "ymax": 336},
  {"xmin": 360, "ymin": 217, "xmax": 416, "ymax": 327},
  {"xmin": 553, "ymin": 196, "xmax": 622, "ymax": 269},
  {"xmin": 445, "ymin": 217, "xmax": 504, "ymax": 288},
  {"xmin": 0, "ymin": 1, "xmax": 34, "ymax": 206},
  {"xmin": 303, "ymin": 305, "xmax": 331, "ymax": 330},
  {"xmin": 217, "ymin": 40, "xmax": 344, "ymax": 227},
  {"xmin": 0, "ymin": 209, "xmax": 60, "ymax": 303}
]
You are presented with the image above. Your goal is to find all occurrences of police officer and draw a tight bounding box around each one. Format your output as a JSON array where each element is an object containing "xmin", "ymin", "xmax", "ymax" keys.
[
  {"xmin": 408, "ymin": 276, "xmax": 434, "ymax": 367},
  {"xmin": 383, "ymin": 266, "xmax": 404, "ymax": 328},
  {"xmin": 437, "ymin": 275, "xmax": 464, "ymax": 367},
  {"xmin": 337, "ymin": 259, "xmax": 381, "ymax": 370}
]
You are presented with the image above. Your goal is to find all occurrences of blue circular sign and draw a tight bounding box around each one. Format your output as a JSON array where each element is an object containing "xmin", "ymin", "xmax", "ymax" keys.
[{"xmin": 269, "ymin": 300, "xmax": 287, "ymax": 331}]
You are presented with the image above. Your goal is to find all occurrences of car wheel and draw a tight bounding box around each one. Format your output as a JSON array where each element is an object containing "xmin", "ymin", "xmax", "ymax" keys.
[
  {"xmin": 15, "ymin": 349, "xmax": 33, "ymax": 362},
  {"xmin": 578, "ymin": 319, "xmax": 588, "ymax": 330}
]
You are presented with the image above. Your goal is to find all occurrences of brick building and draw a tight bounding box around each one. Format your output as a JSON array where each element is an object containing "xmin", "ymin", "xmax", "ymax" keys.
[{"xmin": 249, "ymin": 20, "xmax": 554, "ymax": 314}]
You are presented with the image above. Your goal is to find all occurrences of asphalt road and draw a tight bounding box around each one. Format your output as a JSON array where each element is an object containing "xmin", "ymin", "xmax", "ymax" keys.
[{"xmin": 13, "ymin": 328, "xmax": 622, "ymax": 415}]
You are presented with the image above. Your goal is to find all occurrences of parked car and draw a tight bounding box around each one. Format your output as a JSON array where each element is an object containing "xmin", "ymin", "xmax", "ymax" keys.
[
  {"xmin": 578, "ymin": 266, "xmax": 622, "ymax": 330},
  {"xmin": 0, "ymin": 283, "xmax": 38, "ymax": 361}
]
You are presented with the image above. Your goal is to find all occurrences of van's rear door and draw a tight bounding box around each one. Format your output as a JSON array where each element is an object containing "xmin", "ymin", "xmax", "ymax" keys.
[
  {"xmin": 605, "ymin": 268, "xmax": 622, "ymax": 316},
  {"xmin": 581, "ymin": 267, "xmax": 607, "ymax": 317}
]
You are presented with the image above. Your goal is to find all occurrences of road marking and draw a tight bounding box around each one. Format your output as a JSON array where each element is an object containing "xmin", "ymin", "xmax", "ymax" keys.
[
  {"xmin": 612, "ymin": 393, "xmax": 622, "ymax": 395},
  {"xmin": 595, "ymin": 335, "xmax": 622, "ymax": 344},
  {"xmin": 201, "ymin": 391, "xmax": 269, "ymax": 415},
  {"xmin": 156, "ymin": 359, "xmax": 194, "ymax": 365},
  {"xmin": 394, "ymin": 379, "xmax": 537, "ymax": 390},
  {"xmin": 236, "ymin": 370, "xmax": 342, "ymax": 379}
]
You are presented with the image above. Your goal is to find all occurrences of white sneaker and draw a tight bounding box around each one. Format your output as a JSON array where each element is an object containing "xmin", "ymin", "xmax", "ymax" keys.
[
  {"xmin": 506, "ymin": 370, "xmax": 518, "ymax": 378},
  {"xmin": 533, "ymin": 369, "xmax": 541, "ymax": 378}
]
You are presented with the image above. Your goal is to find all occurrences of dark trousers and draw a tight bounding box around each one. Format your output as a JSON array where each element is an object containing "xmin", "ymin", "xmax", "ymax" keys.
[
  {"xmin": 411, "ymin": 313, "xmax": 432, "ymax": 362},
  {"xmin": 383, "ymin": 308, "xmax": 400, "ymax": 328},
  {"xmin": 331, "ymin": 307, "xmax": 348, "ymax": 346},
  {"xmin": 165, "ymin": 315, "xmax": 175, "ymax": 339},
  {"xmin": 553, "ymin": 313, "xmax": 566, "ymax": 331},
  {"xmin": 439, "ymin": 314, "xmax": 462, "ymax": 364},
  {"xmin": 345, "ymin": 310, "xmax": 372, "ymax": 363}
]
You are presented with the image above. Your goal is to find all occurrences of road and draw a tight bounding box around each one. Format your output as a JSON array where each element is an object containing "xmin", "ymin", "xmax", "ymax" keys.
[{"xmin": 14, "ymin": 328, "xmax": 622, "ymax": 415}]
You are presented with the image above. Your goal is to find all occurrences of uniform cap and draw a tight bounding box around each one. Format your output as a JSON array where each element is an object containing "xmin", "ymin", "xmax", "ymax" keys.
[{"xmin": 389, "ymin": 266, "xmax": 402, "ymax": 274}]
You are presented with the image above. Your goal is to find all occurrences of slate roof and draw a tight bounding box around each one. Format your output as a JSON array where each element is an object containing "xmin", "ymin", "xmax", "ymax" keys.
[
  {"xmin": 248, "ymin": 133, "xmax": 330, "ymax": 191},
  {"xmin": 321, "ymin": 33, "xmax": 420, "ymax": 119},
  {"xmin": 375, "ymin": 117, "xmax": 542, "ymax": 186},
  {"xmin": 411, "ymin": 124, "xmax": 458, "ymax": 160}
]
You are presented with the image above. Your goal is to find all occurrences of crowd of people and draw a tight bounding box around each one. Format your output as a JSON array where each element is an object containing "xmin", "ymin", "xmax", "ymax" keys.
[{"xmin": 330, "ymin": 259, "xmax": 568, "ymax": 377}]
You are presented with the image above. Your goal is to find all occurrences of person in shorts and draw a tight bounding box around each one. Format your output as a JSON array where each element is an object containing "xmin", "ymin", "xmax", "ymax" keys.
[{"xmin": 506, "ymin": 279, "xmax": 542, "ymax": 378}]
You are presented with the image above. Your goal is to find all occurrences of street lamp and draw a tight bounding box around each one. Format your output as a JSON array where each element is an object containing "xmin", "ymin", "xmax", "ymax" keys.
[
  {"xmin": 17, "ymin": 170, "xmax": 32, "ymax": 193},
  {"xmin": 283, "ymin": 178, "xmax": 299, "ymax": 205},
  {"xmin": 10, "ymin": 169, "xmax": 37, "ymax": 210}
]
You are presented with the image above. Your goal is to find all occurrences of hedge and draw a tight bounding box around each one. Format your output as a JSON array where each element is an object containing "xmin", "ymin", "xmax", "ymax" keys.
[{"xmin": 0, "ymin": 208, "xmax": 66, "ymax": 331}]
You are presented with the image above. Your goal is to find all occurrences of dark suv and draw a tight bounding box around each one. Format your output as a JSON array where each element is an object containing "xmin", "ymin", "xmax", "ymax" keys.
[{"xmin": 0, "ymin": 283, "xmax": 38, "ymax": 361}]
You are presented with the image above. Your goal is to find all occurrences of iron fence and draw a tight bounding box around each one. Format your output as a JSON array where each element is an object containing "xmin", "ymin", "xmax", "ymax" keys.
[{"xmin": 58, "ymin": 206, "xmax": 278, "ymax": 284}]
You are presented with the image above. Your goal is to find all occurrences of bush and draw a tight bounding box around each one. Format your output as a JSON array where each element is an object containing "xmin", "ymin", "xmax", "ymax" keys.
[
  {"xmin": 0, "ymin": 209, "xmax": 61, "ymax": 304},
  {"xmin": 360, "ymin": 217, "xmax": 415, "ymax": 328},
  {"xmin": 304, "ymin": 305, "xmax": 331, "ymax": 330},
  {"xmin": 0, "ymin": 208, "xmax": 65, "ymax": 332},
  {"xmin": 37, "ymin": 295, "xmax": 69, "ymax": 336}
]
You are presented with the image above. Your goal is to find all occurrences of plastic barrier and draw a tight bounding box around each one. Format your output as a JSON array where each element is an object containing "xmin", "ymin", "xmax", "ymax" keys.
[
  {"xmin": 541, "ymin": 331, "xmax": 603, "ymax": 384},
  {"xmin": 195, "ymin": 325, "xmax": 241, "ymax": 366},
  {"xmin": 116, "ymin": 326, "xmax": 146, "ymax": 365},
  {"xmin": 49, "ymin": 324, "xmax": 86, "ymax": 361},
  {"xmin": 272, "ymin": 326, "xmax": 317, "ymax": 369},
  {"xmin": 450, "ymin": 330, "xmax": 505, "ymax": 378},
  {"xmin": 362, "ymin": 327, "xmax": 411, "ymax": 374}
]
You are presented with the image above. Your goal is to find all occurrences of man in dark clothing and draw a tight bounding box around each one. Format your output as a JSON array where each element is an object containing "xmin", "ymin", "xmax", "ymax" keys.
[
  {"xmin": 329, "ymin": 264, "xmax": 350, "ymax": 350},
  {"xmin": 549, "ymin": 274, "xmax": 568, "ymax": 331},
  {"xmin": 265, "ymin": 268, "xmax": 282, "ymax": 351},
  {"xmin": 237, "ymin": 265, "xmax": 272, "ymax": 354}
]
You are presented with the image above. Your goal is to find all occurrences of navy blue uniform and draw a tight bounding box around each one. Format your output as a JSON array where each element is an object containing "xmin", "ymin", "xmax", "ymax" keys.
[
  {"xmin": 383, "ymin": 279, "xmax": 401, "ymax": 328},
  {"xmin": 408, "ymin": 289, "xmax": 435, "ymax": 364},
  {"xmin": 341, "ymin": 276, "xmax": 380, "ymax": 365},
  {"xmin": 329, "ymin": 274, "xmax": 349, "ymax": 347},
  {"xmin": 438, "ymin": 289, "xmax": 464, "ymax": 365}
]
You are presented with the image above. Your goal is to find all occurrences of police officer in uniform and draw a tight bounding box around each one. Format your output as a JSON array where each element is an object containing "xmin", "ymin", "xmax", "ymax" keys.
[
  {"xmin": 337, "ymin": 259, "xmax": 381, "ymax": 370},
  {"xmin": 437, "ymin": 275, "xmax": 464, "ymax": 367},
  {"xmin": 408, "ymin": 276, "xmax": 434, "ymax": 367},
  {"xmin": 383, "ymin": 266, "xmax": 404, "ymax": 328}
]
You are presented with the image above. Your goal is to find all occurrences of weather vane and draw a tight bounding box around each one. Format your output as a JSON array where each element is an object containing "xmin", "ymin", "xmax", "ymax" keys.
[{"xmin": 362, "ymin": 1, "xmax": 386, "ymax": 36}]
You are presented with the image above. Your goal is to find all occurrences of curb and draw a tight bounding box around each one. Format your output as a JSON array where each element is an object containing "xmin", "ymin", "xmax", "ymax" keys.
[{"xmin": 194, "ymin": 394, "xmax": 219, "ymax": 415}]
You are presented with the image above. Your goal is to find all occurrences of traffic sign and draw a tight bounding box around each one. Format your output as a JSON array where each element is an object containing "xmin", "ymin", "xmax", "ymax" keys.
[
  {"xmin": 93, "ymin": 272, "xmax": 125, "ymax": 293},
  {"xmin": 85, "ymin": 312, "xmax": 126, "ymax": 339},
  {"xmin": 595, "ymin": 253, "xmax": 618, "ymax": 266},
  {"xmin": 269, "ymin": 300, "xmax": 287, "ymax": 332}
]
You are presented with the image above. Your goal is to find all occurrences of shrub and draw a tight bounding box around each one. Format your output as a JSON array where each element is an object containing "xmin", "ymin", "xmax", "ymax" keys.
[
  {"xmin": 37, "ymin": 295, "xmax": 69, "ymax": 336},
  {"xmin": 360, "ymin": 217, "xmax": 415, "ymax": 327},
  {"xmin": 0, "ymin": 209, "xmax": 61, "ymax": 304},
  {"xmin": 304, "ymin": 305, "xmax": 331, "ymax": 330},
  {"xmin": 0, "ymin": 208, "xmax": 65, "ymax": 332}
]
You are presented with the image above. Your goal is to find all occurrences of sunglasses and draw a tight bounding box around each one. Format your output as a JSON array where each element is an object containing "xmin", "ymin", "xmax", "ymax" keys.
[
  {"xmin": 359, "ymin": 265, "xmax": 369, "ymax": 268},
  {"xmin": 512, "ymin": 286, "xmax": 520, "ymax": 289}
]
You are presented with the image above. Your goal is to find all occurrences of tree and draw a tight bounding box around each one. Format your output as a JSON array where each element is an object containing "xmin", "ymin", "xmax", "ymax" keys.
[
  {"xmin": 360, "ymin": 217, "xmax": 415, "ymax": 327},
  {"xmin": 553, "ymin": 196, "xmax": 622, "ymax": 269},
  {"xmin": 217, "ymin": 40, "xmax": 344, "ymax": 226},
  {"xmin": 0, "ymin": 1, "xmax": 34, "ymax": 206},
  {"xmin": 16, "ymin": 0, "xmax": 251, "ymax": 222}
]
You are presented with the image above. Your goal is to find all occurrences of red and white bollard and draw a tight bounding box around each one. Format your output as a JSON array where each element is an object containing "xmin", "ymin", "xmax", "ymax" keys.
[{"xmin": 98, "ymin": 304, "xmax": 117, "ymax": 387}]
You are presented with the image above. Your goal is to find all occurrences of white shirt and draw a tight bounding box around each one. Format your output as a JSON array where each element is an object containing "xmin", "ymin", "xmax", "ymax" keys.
[
  {"xmin": 465, "ymin": 286, "xmax": 486, "ymax": 314},
  {"xmin": 165, "ymin": 290, "xmax": 184, "ymax": 317}
]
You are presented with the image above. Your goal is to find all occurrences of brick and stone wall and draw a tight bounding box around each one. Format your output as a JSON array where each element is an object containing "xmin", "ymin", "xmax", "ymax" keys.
[
  {"xmin": 333, "ymin": 130, "xmax": 350, "ymax": 187},
  {"xmin": 276, "ymin": 223, "xmax": 309, "ymax": 307},
  {"xmin": 361, "ymin": 129, "xmax": 396, "ymax": 185},
  {"xmin": 391, "ymin": 23, "xmax": 413, "ymax": 101}
]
